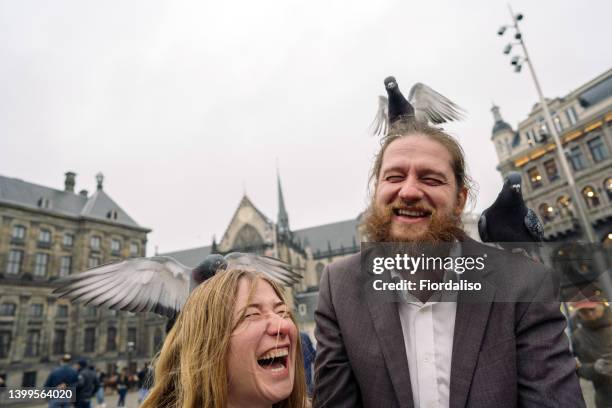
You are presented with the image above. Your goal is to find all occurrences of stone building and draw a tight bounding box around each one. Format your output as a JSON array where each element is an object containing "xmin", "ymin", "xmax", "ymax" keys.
[
  {"xmin": 0, "ymin": 172, "xmax": 164, "ymax": 388},
  {"xmin": 163, "ymin": 173, "xmax": 480, "ymax": 338},
  {"xmin": 490, "ymin": 68, "xmax": 612, "ymax": 283}
]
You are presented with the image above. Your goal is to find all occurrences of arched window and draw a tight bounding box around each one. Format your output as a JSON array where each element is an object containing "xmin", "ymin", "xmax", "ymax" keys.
[
  {"xmin": 557, "ymin": 195, "xmax": 573, "ymax": 218},
  {"xmin": 582, "ymin": 186, "xmax": 600, "ymax": 209},
  {"xmin": 605, "ymin": 177, "xmax": 612, "ymax": 201},
  {"xmin": 538, "ymin": 203, "xmax": 555, "ymax": 222},
  {"xmin": 233, "ymin": 224, "xmax": 264, "ymax": 250}
]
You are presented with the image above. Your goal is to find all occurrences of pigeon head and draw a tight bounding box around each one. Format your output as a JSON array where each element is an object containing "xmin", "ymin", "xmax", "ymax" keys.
[
  {"xmin": 384, "ymin": 76, "xmax": 398, "ymax": 90},
  {"xmin": 504, "ymin": 171, "xmax": 523, "ymax": 193},
  {"xmin": 192, "ymin": 254, "xmax": 227, "ymax": 284}
]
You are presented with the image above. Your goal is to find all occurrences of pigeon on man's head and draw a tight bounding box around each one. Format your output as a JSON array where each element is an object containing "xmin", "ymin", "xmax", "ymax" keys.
[
  {"xmin": 478, "ymin": 171, "xmax": 544, "ymax": 252},
  {"xmin": 370, "ymin": 76, "xmax": 465, "ymax": 137},
  {"xmin": 53, "ymin": 252, "xmax": 302, "ymax": 323}
]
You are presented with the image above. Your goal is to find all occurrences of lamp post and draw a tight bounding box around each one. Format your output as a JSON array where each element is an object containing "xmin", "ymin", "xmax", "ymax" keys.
[{"xmin": 498, "ymin": 6, "xmax": 611, "ymax": 299}]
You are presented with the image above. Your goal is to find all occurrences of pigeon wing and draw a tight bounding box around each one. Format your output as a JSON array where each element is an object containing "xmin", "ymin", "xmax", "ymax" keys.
[
  {"xmin": 524, "ymin": 208, "xmax": 544, "ymax": 242},
  {"xmin": 408, "ymin": 83, "xmax": 465, "ymax": 124},
  {"xmin": 53, "ymin": 256, "xmax": 192, "ymax": 318},
  {"xmin": 369, "ymin": 95, "xmax": 389, "ymax": 137},
  {"xmin": 224, "ymin": 253, "xmax": 302, "ymax": 286}
]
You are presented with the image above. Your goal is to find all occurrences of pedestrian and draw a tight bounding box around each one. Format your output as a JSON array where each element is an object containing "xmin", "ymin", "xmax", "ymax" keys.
[
  {"xmin": 137, "ymin": 363, "xmax": 153, "ymax": 404},
  {"xmin": 74, "ymin": 359, "xmax": 98, "ymax": 408},
  {"xmin": 313, "ymin": 85, "xmax": 585, "ymax": 407},
  {"xmin": 94, "ymin": 369, "xmax": 106, "ymax": 408},
  {"xmin": 43, "ymin": 354, "xmax": 78, "ymax": 408},
  {"xmin": 572, "ymin": 296, "xmax": 612, "ymax": 408},
  {"xmin": 116, "ymin": 367, "xmax": 129, "ymax": 408}
]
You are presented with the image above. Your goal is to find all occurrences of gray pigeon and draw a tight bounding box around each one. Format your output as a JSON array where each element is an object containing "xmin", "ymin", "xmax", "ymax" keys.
[
  {"xmin": 53, "ymin": 253, "xmax": 301, "ymax": 320},
  {"xmin": 370, "ymin": 76, "xmax": 465, "ymax": 136},
  {"xmin": 478, "ymin": 171, "xmax": 544, "ymax": 250}
]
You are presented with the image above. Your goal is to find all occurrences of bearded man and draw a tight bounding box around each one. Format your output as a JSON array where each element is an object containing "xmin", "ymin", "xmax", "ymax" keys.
[{"xmin": 313, "ymin": 121, "xmax": 585, "ymax": 407}]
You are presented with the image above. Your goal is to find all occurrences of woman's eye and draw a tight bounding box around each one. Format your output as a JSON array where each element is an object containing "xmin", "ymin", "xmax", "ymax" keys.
[
  {"xmin": 276, "ymin": 309, "xmax": 290, "ymax": 318},
  {"xmin": 245, "ymin": 312, "xmax": 261, "ymax": 319}
]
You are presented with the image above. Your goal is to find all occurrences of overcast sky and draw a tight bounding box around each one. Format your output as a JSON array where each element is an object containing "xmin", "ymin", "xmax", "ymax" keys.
[{"xmin": 1, "ymin": 0, "xmax": 610, "ymax": 257}]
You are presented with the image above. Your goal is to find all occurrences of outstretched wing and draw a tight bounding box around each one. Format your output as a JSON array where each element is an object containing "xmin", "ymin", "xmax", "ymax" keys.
[
  {"xmin": 53, "ymin": 256, "xmax": 192, "ymax": 318},
  {"xmin": 224, "ymin": 253, "xmax": 302, "ymax": 286},
  {"xmin": 408, "ymin": 83, "xmax": 465, "ymax": 124},
  {"xmin": 369, "ymin": 95, "xmax": 389, "ymax": 137},
  {"xmin": 524, "ymin": 208, "xmax": 544, "ymax": 242}
]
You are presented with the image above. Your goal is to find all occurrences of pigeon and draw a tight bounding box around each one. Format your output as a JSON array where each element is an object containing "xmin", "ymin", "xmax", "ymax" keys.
[
  {"xmin": 370, "ymin": 76, "xmax": 465, "ymax": 137},
  {"xmin": 53, "ymin": 252, "xmax": 302, "ymax": 321},
  {"xmin": 478, "ymin": 171, "xmax": 544, "ymax": 251}
]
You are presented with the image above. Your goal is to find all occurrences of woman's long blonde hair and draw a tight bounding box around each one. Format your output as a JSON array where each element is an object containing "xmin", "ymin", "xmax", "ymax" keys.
[{"xmin": 142, "ymin": 269, "xmax": 308, "ymax": 408}]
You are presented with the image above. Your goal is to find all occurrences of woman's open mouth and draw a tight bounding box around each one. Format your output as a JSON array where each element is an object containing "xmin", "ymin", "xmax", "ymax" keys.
[{"xmin": 257, "ymin": 347, "xmax": 289, "ymax": 373}]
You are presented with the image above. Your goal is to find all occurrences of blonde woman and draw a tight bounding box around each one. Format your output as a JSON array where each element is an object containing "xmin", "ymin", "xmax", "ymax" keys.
[{"xmin": 142, "ymin": 269, "xmax": 308, "ymax": 408}]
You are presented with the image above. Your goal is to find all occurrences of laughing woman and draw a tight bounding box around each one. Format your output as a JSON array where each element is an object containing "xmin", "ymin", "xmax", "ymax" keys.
[{"xmin": 141, "ymin": 268, "xmax": 308, "ymax": 408}]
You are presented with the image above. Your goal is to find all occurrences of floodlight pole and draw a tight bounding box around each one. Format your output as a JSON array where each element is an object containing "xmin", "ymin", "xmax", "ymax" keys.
[{"xmin": 505, "ymin": 5, "xmax": 611, "ymax": 298}]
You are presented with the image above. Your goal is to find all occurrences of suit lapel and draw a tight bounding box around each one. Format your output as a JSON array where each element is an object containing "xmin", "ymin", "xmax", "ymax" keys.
[
  {"xmin": 365, "ymin": 274, "xmax": 414, "ymax": 408},
  {"xmin": 449, "ymin": 239, "xmax": 497, "ymax": 408}
]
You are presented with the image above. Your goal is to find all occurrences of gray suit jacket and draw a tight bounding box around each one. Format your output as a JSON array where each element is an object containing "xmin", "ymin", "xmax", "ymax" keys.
[{"xmin": 313, "ymin": 239, "xmax": 585, "ymax": 408}]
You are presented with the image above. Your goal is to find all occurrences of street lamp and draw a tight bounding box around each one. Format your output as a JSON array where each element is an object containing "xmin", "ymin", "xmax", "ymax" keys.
[{"xmin": 497, "ymin": 5, "xmax": 612, "ymax": 299}]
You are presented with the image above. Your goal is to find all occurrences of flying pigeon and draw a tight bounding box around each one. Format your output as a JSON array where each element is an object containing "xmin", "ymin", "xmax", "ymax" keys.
[
  {"xmin": 370, "ymin": 76, "xmax": 465, "ymax": 137},
  {"xmin": 478, "ymin": 171, "xmax": 544, "ymax": 251},
  {"xmin": 53, "ymin": 253, "xmax": 302, "ymax": 321}
]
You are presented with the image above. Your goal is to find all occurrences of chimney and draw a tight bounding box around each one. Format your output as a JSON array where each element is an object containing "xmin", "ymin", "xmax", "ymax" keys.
[
  {"xmin": 79, "ymin": 189, "xmax": 88, "ymax": 197},
  {"xmin": 64, "ymin": 172, "xmax": 76, "ymax": 193}
]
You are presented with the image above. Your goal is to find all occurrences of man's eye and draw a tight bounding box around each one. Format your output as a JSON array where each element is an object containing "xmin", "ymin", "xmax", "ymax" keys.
[
  {"xmin": 385, "ymin": 175, "xmax": 404, "ymax": 182},
  {"xmin": 423, "ymin": 178, "xmax": 443, "ymax": 186}
]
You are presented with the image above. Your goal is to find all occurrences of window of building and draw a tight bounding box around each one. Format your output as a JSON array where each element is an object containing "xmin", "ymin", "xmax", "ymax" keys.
[
  {"xmin": 538, "ymin": 203, "xmax": 555, "ymax": 223},
  {"xmin": 605, "ymin": 178, "xmax": 612, "ymax": 201},
  {"xmin": 59, "ymin": 256, "xmax": 72, "ymax": 277},
  {"xmin": 111, "ymin": 238, "xmax": 121, "ymax": 254},
  {"xmin": 0, "ymin": 331, "xmax": 11, "ymax": 358},
  {"xmin": 38, "ymin": 229, "xmax": 51, "ymax": 244},
  {"xmin": 63, "ymin": 233, "xmax": 74, "ymax": 247},
  {"xmin": 6, "ymin": 250, "xmax": 23, "ymax": 275},
  {"xmin": 22, "ymin": 371, "xmax": 37, "ymax": 387},
  {"xmin": 0, "ymin": 303, "xmax": 16, "ymax": 316},
  {"xmin": 25, "ymin": 330, "xmax": 40, "ymax": 357},
  {"xmin": 30, "ymin": 303, "xmax": 43, "ymax": 317},
  {"xmin": 567, "ymin": 146, "xmax": 586, "ymax": 171},
  {"xmin": 84, "ymin": 328, "xmax": 96, "ymax": 352},
  {"xmin": 38, "ymin": 197, "xmax": 51, "ymax": 209},
  {"xmin": 90, "ymin": 236, "xmax": 101, "ymax": 251},
  {"xmin": 525, "ymin": 129, "xmax": 535, "ymax": 145},
  {"xmin": 106, "ymin": 210, "xmax": 118, "ymax": 220},
  {"xmin": 85, "ymin": 306, "xmax": 97, "ymax": 317},
  {"xmin": 557, "ymin": 195, "xmax": 573, "ymax": 217},
  {"xmin": 153, "ymin": 328, "xmax": 163, "ymax": 352},
  {"xmin": 128, "ymin": 327, "xmax": 137, "ymax": 351},
  {"xmin": 527, "ymin": 167, "xmax": 543, "ymax": 189},
  {"xmin": 88, "ymin": 257, "xmax": 100, "ymax": 269},
  {"xmin": 53, "ymin": 329, "xmax": 66, "ymax": 355},
  {"xmin": 56, "ymin": 305, "xmax": 68, "ymax": 318},
  {"xmin": 537, "ymin": 120, "xmax": 549, "ymax": 141},
  {"xmin": 587, "ymin": 136, "xmax": 609, "ymax": 163},
  {"xmin": 130, "ymin": 242, "xmax": 139, "ymax": 257},
  {"xmin": 565, "ymin": 106, "xmax": 578, "ymax": 125},
  {"xmin": 553, "ymin": 115, "xmax": 564, "ymax": 134},
  {"xmin": 107, "ymin": 327, "xmax": 117, "ymax": 351},
  {"xmin": 33, "ymin": 253, "xmax": 49, "ymax": 276},
  {"xmin": 11, "ymin": 225, "xmax": 26, "ymax": 241},
  {"xmin": 543, "ymin": 159, "xmax": 559, "ymax": 182},
  {"xmin": 582, "ymin": 186, "xmax": 600, "ymax": 209}
]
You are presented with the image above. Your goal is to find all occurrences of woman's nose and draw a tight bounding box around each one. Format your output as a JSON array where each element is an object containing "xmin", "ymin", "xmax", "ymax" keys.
[{"xmin": 265, "ymin": 313, "xmax": 291, "ymax": 337}]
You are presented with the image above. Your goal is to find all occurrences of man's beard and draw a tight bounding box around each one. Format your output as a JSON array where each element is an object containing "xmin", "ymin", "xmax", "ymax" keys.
[{"xmin": 362, "ymin": 198, "xmax": 466, "ymax": 244}]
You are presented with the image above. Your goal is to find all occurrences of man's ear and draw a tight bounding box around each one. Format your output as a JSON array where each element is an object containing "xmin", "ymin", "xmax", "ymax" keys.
[{"xmin": 455, "ymin": 186, "xmax": 468, "ymax": 216}]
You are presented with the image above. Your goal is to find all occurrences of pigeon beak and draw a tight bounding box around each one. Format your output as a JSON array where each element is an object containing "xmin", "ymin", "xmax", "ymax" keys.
[{"xmin": 511, "ymin": 184, "xmax": 521, "ymax": 192}]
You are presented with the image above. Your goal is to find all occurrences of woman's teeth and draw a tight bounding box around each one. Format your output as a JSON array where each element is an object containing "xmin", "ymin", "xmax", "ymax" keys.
[{"xmin": 257, "ymin": 347, "xmax": 289, "ymax": 369}]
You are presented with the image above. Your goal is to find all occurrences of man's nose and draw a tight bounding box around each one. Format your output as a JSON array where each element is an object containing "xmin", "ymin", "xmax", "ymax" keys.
[{"xmin": 397, "ymin": 177, "xmax": 424, "ymax": 202}]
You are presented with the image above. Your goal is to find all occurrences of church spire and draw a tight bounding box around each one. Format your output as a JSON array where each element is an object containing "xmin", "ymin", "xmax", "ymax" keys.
[{"xmin": 277, "ymin": 168, "xmax": 290, "ymax": 237}]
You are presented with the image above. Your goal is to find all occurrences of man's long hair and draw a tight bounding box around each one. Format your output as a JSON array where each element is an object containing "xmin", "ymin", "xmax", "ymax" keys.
[{"xmin": 141, "ymin": 269, "xmax": 308, "ymax": 408}]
